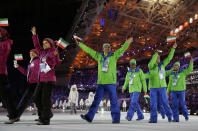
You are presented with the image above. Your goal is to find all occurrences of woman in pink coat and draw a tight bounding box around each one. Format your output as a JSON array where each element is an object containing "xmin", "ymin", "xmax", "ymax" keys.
[
  {"xmin": 0, "ymin": 27, "xmax": 18, "ymax": 124},
  {"xmin": 10, "ymin": 49, "xmax": 40, "ymax": 124},
  {"xmin": 31, "ymin": 26, "xmax": 61, "ymax": 125}
]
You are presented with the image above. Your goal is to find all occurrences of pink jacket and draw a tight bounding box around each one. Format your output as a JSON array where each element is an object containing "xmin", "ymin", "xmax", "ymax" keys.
[
  {"xmin": 32, "ymin": 35, "xmax": 61, "ymax": 82},
  {"xmin": 17, "ymin": 57, "xmax": 40, "ymax": 84},
  {"xmin": 0, "ymin": 39, "xmax": 13, "ymax": 75}
]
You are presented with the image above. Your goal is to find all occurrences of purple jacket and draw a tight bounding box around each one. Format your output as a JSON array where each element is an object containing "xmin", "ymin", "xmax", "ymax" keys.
[
  {"xmin": 32, "ymin": 35, "xmax": 61, "ymax": 82},
  {"xmin": 17, "ymin": 57, "xmax": 40, "ymax": 84},
  {"xmin": 0, "ymin": 39, "xmax": 13, "ymax": 75}
]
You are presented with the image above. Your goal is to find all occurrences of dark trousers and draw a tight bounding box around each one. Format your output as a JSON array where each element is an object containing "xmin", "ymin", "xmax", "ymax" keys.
[
  {"xmin": 17, "ymin": 83, "xmax": 37, "ymax": 117},
  {"xmin": 0, "ymin": 74, "xmax": 17, "ymax": 119},
  {"xmin": 34, "ymin": 82, "xmax": 53, "ymax": 122}
]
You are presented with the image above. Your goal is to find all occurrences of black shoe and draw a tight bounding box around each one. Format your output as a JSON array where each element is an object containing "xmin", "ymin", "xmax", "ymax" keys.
[
  {"xmin": 35, "ymin": 118, "xmax": 40, "ymax": 121},
  {"xmin": 32, "ymin": 112, "xmax": 36, "ymax": 115},
  {"xmin": 112, "ymin": 121, "xmax": 120, "ymax": 124},
  {"xmin": 125, "ymin": 116, "xmax": 131, "ymax": 121},
  {"xmin": 49, "ymin": 113, "xmax": 53, "ymax": 118},
  {"xmin": 36, "ymin": 120, "xmax": 50, "ymax": 125},
  {"xmin": 80, "ymin": 114, "xmax": 92, "ymax": 123},
  {"xmin": 136, "ymin": 118, "xmax": 144, "ymax": 121},
  {"xmin": 172, "ymin": 120, "xmax": 179, "ymax": 122},
  {"xmin": 4, "ymin": 118, "xmax": 20, "ymax": 124},
  {"xmin": 148, "ymin": 120, "xmax": 157, "ymax": 123}
]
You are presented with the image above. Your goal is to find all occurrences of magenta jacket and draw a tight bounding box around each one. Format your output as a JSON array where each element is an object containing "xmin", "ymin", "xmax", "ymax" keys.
[
  {"xmin": 32, "ymin": 35, "xmax": 61, "ymax": 82},
  {"xmin": 0, "ymin": 39, "xmax": 13, "ymax": 75},
  {"xmin": 17, "ymin": 57, "xmax": 40, "ymax": 84}
]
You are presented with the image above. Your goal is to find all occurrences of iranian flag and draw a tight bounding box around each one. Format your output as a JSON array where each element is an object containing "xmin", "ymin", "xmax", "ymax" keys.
[
  {"xmin": 167, "ymin": 36, "xmax": 177, "ymax": 43},
  {"xmin": 73, "ymin": 35, "xmax": 83, "ymax": 41},
  {"xmin": 144, "ymin": 94, "xmax": 150, "ymax": 99},
  {"xmin": 184, "ymin": 52, "xmax": 191, "ymax": 58},
  {"xmin": 0, "ymin": 18, "xmax": 8, "ymax": 26},
  {"xmin": 14, "ymin": 54, "xmax": 23, "ymax": 61},
  {"xmin": 56, "ymin": 38, "xmax": 69, "ymax": 49}
]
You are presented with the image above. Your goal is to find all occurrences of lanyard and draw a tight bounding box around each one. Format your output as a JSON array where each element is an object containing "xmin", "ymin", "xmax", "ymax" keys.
[
  {"xmin": 129, "ymin": 71, "xmax": 135, "ymax": 80},
  {"xmin": 40, "ymin": 52, "xmax": 50, "ymax": 62},
  {"xmin": 172, "ymin": 71, "xmax": 179, "ymax": 82},
  {"xmin": 101, "ymin": 52, "xmax": 112, "ymax": 66}
]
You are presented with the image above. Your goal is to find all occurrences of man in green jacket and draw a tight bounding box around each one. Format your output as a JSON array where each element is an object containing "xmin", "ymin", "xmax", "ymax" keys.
[
  {"xmin": 144, "ymin": 73, "xmax": 165, "ymax": 119},
  {"xmin": 75, "ymin": 37, "xmax": 133, "ymax": 123},
  {"xmin": 166, "ymin": 58, "xmax": 193, "ymax": 122},
  {"xmin": 122, "ymin": 59, "xmax": 147, "ymax": 121},
  {"xmin": 148, "ymin": 43, "xmax": 177, "ymax": 123}
]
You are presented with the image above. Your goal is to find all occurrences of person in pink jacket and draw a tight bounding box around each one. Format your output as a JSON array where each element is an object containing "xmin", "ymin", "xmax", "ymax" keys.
[
  {"xmin": 8, "ymin": 49, "xmax": 40, "ymax": 124},
  {"xmin": 0, "ymin": 27, "xmax": 18, "ymax": 124},
  {"xmin": 31, "ymin": 26, "xmax": 61, "ymax": 125}
]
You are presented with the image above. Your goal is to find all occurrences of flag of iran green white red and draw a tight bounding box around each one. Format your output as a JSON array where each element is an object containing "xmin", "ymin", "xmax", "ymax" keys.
[
  {"xmin": 167, "ymin": 36, "xmax": 177, "ymax": 43},
  {"xmin": 73, "ymin": 35, "xmax": 83, "ymax": 41},
  {"xmin": 184, "ymin": 52, "xmax": 191, "ymax": 58},
  {"xmin": 0, "ymin": 18, "xmax": 8, "ymax": 26},
  {"xmin": 14, "ymin": 54, "xmax": 23, "ymax": 61},
  {"xmin": 56, "ymin": 38, "xmax": 69, "ymax": 49}
]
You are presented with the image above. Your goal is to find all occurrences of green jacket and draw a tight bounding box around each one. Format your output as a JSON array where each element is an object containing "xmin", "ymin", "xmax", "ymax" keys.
[
  {"xmin": 167, "ymin": 61, "xmax": 193, "ymax": 93},
  {"xmin": 148, "ymin": 48, "xmax": 175, "ymax": 88},
  {"xmin": 122, "ymin": 67, "xmax": 147, "ymax": 93},
  {"xmin": 78, "ymin": 42, "xmax": 130, "ymax": 84}
]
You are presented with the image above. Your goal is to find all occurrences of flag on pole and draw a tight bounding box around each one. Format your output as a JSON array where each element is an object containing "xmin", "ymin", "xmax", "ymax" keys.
[
  {"xmin": 73, "ymin": 35, "xmax": 83, "ymax": 41},
  {"xmin": 167, "ymin": 36, "xmax": 177, "ymax": 43},
  {"xmin": 184, "ymin": 52, "xmax": 191, "ymax": 58},
  {"xmin": 14, "ymin": 54, "xmax": 23, "ymax": 61},
  {"xmin": 56, "ymin": 38, "xmax": 69, "ymax": 49},
  {"xmin": 0, "ymin": 18, "xmax": 8, "ymax": 26},
  {"xmin": 189, "ymin": 18, "xmax": 194, "ymax": 23},
  {"xmin": 144, "ymin": 94, "xmax": 150, "ymax": 104}
]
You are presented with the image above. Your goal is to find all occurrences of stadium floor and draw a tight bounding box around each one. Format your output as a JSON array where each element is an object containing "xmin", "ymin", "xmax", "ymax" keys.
[{"xmin": 0, "ymin": 111, "xmax": 197, "ymax": 131}]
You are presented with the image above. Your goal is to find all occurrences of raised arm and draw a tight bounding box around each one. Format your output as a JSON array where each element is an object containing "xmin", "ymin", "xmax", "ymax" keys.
[
  {"xmin": 163, "ymin": 43, "xmax": 177, "ymax": 67},
  {"xmin": 78, "ymin": 42, "xmax": 101, "ymax": 61},
  {"xmin": 148, "ymin": 53, "xmax": 158, "ymax": 70},
  {"xmin": 114, "ymin": 37, "xmax": 132, "ymax": 59},
  {"xmin": 31, "ymin": 26, "xmax": 43, "ymax": 54},
  {"xmin": 183, "ymin": 58, "xmax": 193, "ymax": 75}
]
